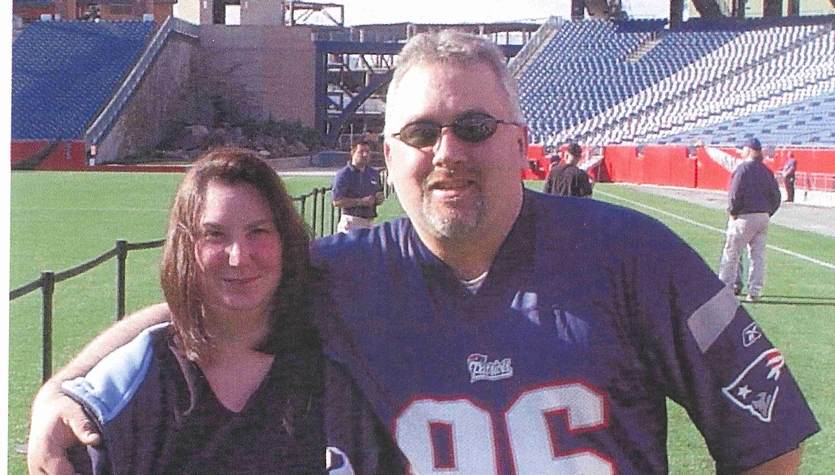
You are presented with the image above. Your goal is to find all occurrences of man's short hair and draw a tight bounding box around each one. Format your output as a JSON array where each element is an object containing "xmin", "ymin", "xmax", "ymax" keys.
[
  {"xmin": 351, "ymin": 140, "xmax": 371, "ymax": 153},
  {"xmin": 384, "ymin": 30, "xmax": 524, "ymax": 134},
  {"xmin": 566, "ymin": 143, "xmax": 582, "ymax": 158}
]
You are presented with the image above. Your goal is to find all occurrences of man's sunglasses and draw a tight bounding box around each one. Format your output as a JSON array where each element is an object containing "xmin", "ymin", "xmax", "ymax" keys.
[{"xmin": 392, "ymin": 112, "xmax": 522, "ymax": 148}]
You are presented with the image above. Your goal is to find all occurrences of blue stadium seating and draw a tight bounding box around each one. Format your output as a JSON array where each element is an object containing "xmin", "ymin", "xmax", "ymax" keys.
[
  {"xmin": 518, "ymin": 16, "xmax": 835, "ymax": 148},
  {"xmin": 12, "ymin": 20, "xmax": 155, "ymax": 140}
]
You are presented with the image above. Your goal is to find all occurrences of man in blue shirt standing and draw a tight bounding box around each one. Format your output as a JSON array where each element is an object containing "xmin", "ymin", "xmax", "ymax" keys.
[
  {"xmin": 782, "ymin": 153, "xmax": 797, "ymax": 202},
  {"xmin": 332, "ymin": 141, "xmax": 384, "ymax": 233},
  {"xmin": 718, "ymin": 137, "xmax": 782, "ymax": 302}
]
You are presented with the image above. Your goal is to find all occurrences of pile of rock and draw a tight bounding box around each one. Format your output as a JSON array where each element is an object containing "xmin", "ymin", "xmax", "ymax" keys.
[
  {"xmin": 165, "ymin": 124, "xmax": 316, "ymax": 160},
  {"xmin": 113, "ymin": 121, "xmax": 325, "ymax": 164}
]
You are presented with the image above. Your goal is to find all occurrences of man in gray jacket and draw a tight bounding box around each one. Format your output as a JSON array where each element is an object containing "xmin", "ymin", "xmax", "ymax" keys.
[{"xmin": 718, "ymin": 137, "xmax": 782, "ymax": 302}]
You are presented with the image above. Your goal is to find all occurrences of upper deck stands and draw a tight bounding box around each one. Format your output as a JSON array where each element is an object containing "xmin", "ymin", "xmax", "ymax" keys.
[
  {"xmin": 519, "ymin": 16, "xmax": 835, "ymax": 148},
  {"xmin": 12, "ymin": 19, "xmax": 155, "ymax": 140}
]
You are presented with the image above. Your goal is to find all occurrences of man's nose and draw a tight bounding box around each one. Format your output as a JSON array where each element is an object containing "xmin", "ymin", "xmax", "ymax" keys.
[{"xmin": 432, "ymin": 127, "xmax": 469, "ymax": 168}]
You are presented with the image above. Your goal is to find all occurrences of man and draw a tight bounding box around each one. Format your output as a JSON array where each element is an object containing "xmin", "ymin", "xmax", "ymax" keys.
[
  {"xmin": 28, "ymin": 31, "xmax": 818, "ymax": 475},
  {"xmin": 782, "ymin": 153, "xmax": 797, "ymax": 202},
  {"xmin": 332, "ymin": 141, "xmax": 385, "ymax": 233},
  {"xmin": 718, "ymin": 137, "xmax": 782, "ymax": 302},
  {"xmin": 543, "ymin": 142, "xmax": 593, "ymax": 197},
  {"xmin": 546, "ymin": 150, "xmax": 560, "ymax": 173}
]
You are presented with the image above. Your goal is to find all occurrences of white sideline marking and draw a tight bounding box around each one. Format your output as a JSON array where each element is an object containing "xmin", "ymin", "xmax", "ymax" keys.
[
  {"xmin": 278, "ymin": 170, "xmax": 338, "ymax": 177},
  {"xmin": 12, "ymin": 207, "xmax": 168, "ymax": 213},
  {"xmin": 597, "ymin": 190, "xmax": 835, "ymax": 271}
]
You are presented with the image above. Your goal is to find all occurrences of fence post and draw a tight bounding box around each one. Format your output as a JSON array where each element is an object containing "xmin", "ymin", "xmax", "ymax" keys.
[
  {"xmin": 41, "ymin": 271, "xmax": 55, "ymax": 383},
  {"xmin": 298, "ymin": 195, "xmax": 307, "ymax": 228},
  {"xmin": 312, "ymin": 189, "xmax": 320, "ymax": 238},
  {"xmin": 116, "ymin": 240, "xmax": 128, "ymax": 320},
  {"xmin": 319, "ymin": 188, "xmax": 327, "ymax": 237}
]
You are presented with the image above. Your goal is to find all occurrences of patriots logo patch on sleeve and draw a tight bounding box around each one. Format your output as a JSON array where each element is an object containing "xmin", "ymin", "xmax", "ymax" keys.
[
  {"xmin": 722, "ymin": 348, "xmax": 785, "ymax": 422},
  {"xmin": 741, "ymin": 322, "xmax": 762, "ymax": 347}
]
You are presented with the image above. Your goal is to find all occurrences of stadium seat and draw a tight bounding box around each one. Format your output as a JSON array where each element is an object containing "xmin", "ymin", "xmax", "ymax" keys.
[{"xmin": 12, "ymin": 20, "xmax": 155, "ymax": 140}]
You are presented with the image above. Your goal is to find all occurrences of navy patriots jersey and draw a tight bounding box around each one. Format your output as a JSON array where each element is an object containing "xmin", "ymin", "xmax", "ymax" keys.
[
  {"xmin": 312, "ymin": 189, "xmax": 819, "ymax": 474},
  {"xmin": 61, "ymin": 323, "xmax": 327, "ymax": 475}
]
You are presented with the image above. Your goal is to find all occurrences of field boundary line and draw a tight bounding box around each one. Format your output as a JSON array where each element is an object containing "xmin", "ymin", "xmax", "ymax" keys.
[
  {"xmin": 597, "ymin": 190, "xmax": 835, "ymax": 271},
  {"xmin": 11, "ymin": 207, "xmax": 169, "ymax": 213}
]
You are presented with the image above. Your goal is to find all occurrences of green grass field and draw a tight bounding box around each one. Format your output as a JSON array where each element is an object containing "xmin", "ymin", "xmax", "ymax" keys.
[{"xmin": 9, "ymin": 173, "xmax": 834, "ymax": 474}]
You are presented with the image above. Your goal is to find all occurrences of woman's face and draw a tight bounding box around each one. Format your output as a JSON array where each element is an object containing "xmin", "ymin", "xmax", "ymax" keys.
[{"xmin": 194, "ymin": 179, "xmax": 283, "ymax": 320}]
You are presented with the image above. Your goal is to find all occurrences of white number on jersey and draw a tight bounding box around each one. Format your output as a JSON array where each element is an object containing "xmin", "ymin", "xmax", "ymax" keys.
[{"xmin": 395, "ymin": 382, "xmax": 614, "ymax": 475}]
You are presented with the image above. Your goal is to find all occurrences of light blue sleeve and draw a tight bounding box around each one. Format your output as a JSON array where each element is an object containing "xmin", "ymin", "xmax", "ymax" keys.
[{"xmin": 61, "ymin": 323, "xmax": 170, "ymax": 425}]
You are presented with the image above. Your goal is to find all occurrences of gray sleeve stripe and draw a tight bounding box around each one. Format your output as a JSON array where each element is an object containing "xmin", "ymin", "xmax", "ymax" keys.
[{"xmin": 687, "ymin": 286, "xmax": 740, "ymax": 353}]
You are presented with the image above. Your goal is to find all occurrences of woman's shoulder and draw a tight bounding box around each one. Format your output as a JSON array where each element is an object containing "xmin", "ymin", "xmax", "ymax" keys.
[{"xmin": 60, "ymin": 323, "xmax": 172, "ymax": 426}]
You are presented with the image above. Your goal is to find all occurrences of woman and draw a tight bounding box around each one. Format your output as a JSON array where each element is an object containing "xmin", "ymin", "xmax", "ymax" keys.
[{"xmin": 61, "ymin": 148, "xmax": 326, "ymax": 474}]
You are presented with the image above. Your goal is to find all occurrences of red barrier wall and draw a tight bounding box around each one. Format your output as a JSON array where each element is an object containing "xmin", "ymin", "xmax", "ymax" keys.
[
  {"xmin": 11, "ymin": 141, "xmax": 87, "ymax": 170},
  {"xmin": 696, "ymin": 147, "xmax": 735, "ymax": 191},
  {"xmin": 639, "ymin": 146, "xmax": 666, "ymax": 185},
  {"xmin": 602, "ymin": 146, "xmax": 834, "ymax": 192},
  {"xmin": 641, "ymin": 146, "xmax": 697, "ymax": 188},
  {"xmin": 532, "ymin": 145, "xmax": 833, "ymax": 192},
  {"xmin": 523, "ymin": 144, "xmax": 548, "ymax": 180},
  {"xmin": 602, "ymin": 145, "xmax": 638, "ymax": 183}
]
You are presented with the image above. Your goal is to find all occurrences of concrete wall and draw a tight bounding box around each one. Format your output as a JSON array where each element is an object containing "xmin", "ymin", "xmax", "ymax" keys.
[
  {"xmin": 94, "ymin": 24, "xmax": 315, "ymax": 162},
  {"xmin": 242, "ymin": 0, "xmax": 284, "ymax": 25},
  {"xmin": 96, "ymin": 31, "xmax": 200, "ymax": 162},
  {"xmin": 197, "ymin": 25, "xmax": 316, "ymax": 127},
  {"xmin": 173, "ymin": 0, "xmax": 284, "ymax": 26}
]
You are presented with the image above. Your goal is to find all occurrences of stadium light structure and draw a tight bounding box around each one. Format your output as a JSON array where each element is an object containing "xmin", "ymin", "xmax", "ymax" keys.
[{"xmin": 285, "ymin": 0, "xmax": 344, "ymax": 26}]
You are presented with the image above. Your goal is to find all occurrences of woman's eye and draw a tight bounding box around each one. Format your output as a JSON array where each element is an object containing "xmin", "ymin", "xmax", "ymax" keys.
[{"xmin": 252, "ymin": 225, "xmax": 276, "ymax": 236}]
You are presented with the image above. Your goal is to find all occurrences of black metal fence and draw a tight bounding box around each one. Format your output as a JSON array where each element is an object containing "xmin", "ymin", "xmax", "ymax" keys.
[{"xmin": 9, "ymin": 186, "xmax": 342, "ymax": 383}]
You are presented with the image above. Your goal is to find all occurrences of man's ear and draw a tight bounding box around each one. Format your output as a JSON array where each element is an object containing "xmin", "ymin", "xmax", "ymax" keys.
[
  {"xmin": 383, "ymin": 140, "xmax": 397, "ymax": 190},
  {"xmin": 516, "ymin": 126, "xmax": 529, "ymax": 168},
  {"xmin": 384, "ymin": 140, "xmax": 393, "ymax": 167}
]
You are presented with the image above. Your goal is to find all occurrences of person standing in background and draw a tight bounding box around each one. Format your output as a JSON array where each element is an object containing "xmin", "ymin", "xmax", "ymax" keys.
[
  {"xmin": 782, "ymin": 153, "xmax": 797, "ymax": 202},
  {"xmin": 718, "ymin": 137, "xmax": 782, "ymax": 302},
  {"xmin": 543, "ymin": 142, "xmax": 593, "ymax": 197},
  {"xmin": 332, "ymin": 141, "xmax": 384, "ymax": 233}
]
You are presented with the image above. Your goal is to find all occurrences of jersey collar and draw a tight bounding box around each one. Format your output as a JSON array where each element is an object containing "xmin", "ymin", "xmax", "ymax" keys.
[{"xmin": 408, "ymin": 190, "xmax": 537, "ymax": 296}]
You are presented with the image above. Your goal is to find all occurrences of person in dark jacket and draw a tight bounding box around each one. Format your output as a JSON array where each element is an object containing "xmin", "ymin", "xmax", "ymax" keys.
[
  {"xmin": 718, "ymin": 138, "xmax": 782, "ymax": 302},
  {"xmin": 542, "ymin": 142, "xmax": 593, "ymax": 197}
]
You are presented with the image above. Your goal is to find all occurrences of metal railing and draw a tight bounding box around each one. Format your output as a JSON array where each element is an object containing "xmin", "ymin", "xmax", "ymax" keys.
[
  {"xmin": 776, "ymin": 171, "xmax": 835, "ymax": 192},
  {"xmin": 507, "ymin": 16, "xmax": 562, "ymax": 77},
  {"xmin": 10, "ymin": 186, "xmax": 340, "ymax": 383}
]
